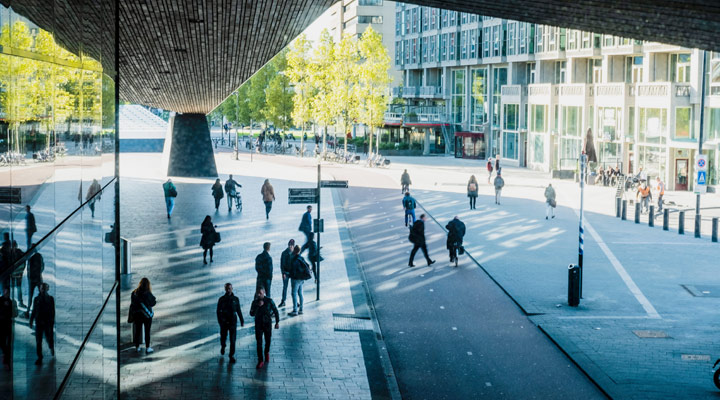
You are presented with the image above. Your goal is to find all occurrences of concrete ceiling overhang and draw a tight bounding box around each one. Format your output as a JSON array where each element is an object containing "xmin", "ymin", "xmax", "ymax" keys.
[{"xmin": 5, "ymin": 0, "xmax": 720, "ymax": 114}]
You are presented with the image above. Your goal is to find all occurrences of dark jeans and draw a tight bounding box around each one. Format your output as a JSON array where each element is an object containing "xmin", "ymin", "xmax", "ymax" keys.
[
  {"xmin": 35, "ymin": 323, "xmax": 53, "ymax": 359},
  {"xmin": 219, "ymin": 323, "xmax": 237, "ymax": 356},
  {"xmin": 280, "ymin": 275, "xmax": 289, "ymax": 303},
  {"xmin": 255, "ymin": 324, "xmax": 272, "ymax": 361},
  {"xmin": 133, "ymin": 316, "xmax": 152, "ymax": 347},
  {"xmin": 302, "ymin": 230, "xmax": 313, "ymax": 247},
  {"xmin": 469, "ymin": 196, "xmax": 477, "ymax": 209},
  {"xmin": 409, "ymin": 243, "xmax": 431, "ymax": 265},
  {"xmin": 264, "ymin": 201, "xmax": 272, "ymax": 217},
  {"xmin": 203, "ymin": 247, "xmax": 214, "ymax": 262},
  {"xmin": 0, "ymin": 323, "xmax": 10, "ymax": 364},
  {"xmin": 658, "ymin": 194, "xmax": 663, "ymax": 212},
  {"xmin": 256, "ymin": 278, "xmax": 272, "ymax": 298},
  {"xmin": 28, "ymin": 280, "xmax": 42, "ymax": 314},
  {"xmin": 89, "ymin": 200, "xmax": 96, "ymax": 217},
  {"xmin": 214, "ymin": 197, "xmax": 221, "ymax": 210},
  {"xmin": 404, "ymin": 209, "xmax": 416, "ymax": 226}
]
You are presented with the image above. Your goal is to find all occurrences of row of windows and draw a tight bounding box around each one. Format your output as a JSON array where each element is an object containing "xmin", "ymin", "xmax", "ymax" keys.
[{"xmin": 395, "ymin": 8, "xmax": 480, "ymax": 35}]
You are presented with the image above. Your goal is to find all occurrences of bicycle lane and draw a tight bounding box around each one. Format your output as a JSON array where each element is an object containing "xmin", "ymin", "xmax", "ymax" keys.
[{"xmin": 330, "ymin": 165, "xmax": 605, "ymax": 400}]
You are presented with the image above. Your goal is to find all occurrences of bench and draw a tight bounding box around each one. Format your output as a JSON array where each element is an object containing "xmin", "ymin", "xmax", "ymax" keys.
[{"xmin": 0, "ymin": 187, "xmax": 21, "ymax": 204}]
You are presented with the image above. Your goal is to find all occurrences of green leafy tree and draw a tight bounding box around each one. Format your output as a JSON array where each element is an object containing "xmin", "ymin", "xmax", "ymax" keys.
[
  {"xmin": 331, "ymin": 34, "xmax": 361, "ymax": 153},
  {"xmin": 264, "ymin": 49, "xmax": 293, "ymax": 131},
  {"xmin": 287, "ymin": 34, "xmax": 314, "ymax": 155},
  {"xmin": 310, "ymin": 29, "xmax": 336, "ymax": 154},
  {"xmin": 357, "ymin": 26, "xmax": 392, "ymax": 156}
]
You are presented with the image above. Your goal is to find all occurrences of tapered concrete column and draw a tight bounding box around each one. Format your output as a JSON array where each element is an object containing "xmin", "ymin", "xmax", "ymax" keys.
[{"xmin": 165, "ymin": 113, "xmax": 218, "ymax": 177}]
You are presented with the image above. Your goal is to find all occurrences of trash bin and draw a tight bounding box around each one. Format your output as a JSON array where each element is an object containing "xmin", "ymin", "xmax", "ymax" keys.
[
  {"xmin": 568, "ymin": 264, "xmax": 580, "ymax": 307},
  {"xmin": 121, "ymin": 237, "xmax": 131, "ymax": 275}
]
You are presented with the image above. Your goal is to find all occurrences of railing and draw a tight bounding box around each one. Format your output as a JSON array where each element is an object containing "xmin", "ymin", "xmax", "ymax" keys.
[
  {"xmin": 558, "ymin": 84, "xmax": 586, "ymax": 96},
  {"xmin": 419, "ymin": 86, "xmax": 443, "ymax": 96},
  {"xmin": 636, "ymin": 83, "xmax": 669, "ymax": 97},
  {"xmin": 501, "ymin": 85, "xmax": 521, "ymax": 96},
  {"xmin": 384, "ymin": 112, "xmax": 403, "ymax": 122},
  {"xmin": 595, "ymin": 83, "xmax": 625, "ymax": 96},
  {"xmin": 392, "ymin": 87, "xmax": 402, "ymax": 97},
  {"xmin": 674, "ymin": 84, "xmax": 691, "ymax": 97},
  {"xmin": 402, "ymin": 86, "xmax": 419, "ymax": 97},
  {"xmin": 528, "ymin": 83, "xmax": 551, "ymax": 96}
]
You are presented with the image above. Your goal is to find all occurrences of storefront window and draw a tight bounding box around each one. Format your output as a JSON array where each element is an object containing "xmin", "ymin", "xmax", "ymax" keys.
[
  {"xmin": 503, "ymin": 131, "xmax": 518, "ymax": 160},
  {"xmin": 470, "ymin": 68, "xmax": 487, "ymax": 130},
  {"xmin": 451, "ymin": 69, "xmax": 465, "ymax": 124},
  {"xmin": 707, "ymin": 107, "xmax": 720, "ymax": 140},
  {"xmin": 638, "ymin": 108, "xmax": 667, "ymax": 144},
  {"xmin": 637, "ymin": 145, "xmax": 666, "ymax": 181},
  {"xmin": 674, "ymin": 107, "xmax": 691, "ymax": 139},
  {"xmin": 598, "ymin": 107, "xmax": 620, "ymax": 141},
  {"xmin": 562, "ymin": 106, "xmax": 581, "ymax": 136},
  {"xmin": 492, "ymin": 67, "xmax": 507, "ymax": 127}
]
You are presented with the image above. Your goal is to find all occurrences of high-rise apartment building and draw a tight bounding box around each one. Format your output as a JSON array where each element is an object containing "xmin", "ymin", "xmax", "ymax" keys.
[{"xmin": 391, "ymin": 3, "xmax": 720, "ymax": 191}]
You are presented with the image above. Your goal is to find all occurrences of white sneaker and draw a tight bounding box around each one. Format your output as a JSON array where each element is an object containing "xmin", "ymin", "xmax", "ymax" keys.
[
  {"xmin": 146, "ymin": 347, "xmax": 154, "ymax": 354},
  {"xmin": 136, "ymin": 347, "xmax": 142, "ymax": 353}
]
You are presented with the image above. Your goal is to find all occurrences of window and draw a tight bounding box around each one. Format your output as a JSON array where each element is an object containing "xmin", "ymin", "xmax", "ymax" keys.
[
  {"xmin": 482, "ymin": 27, "xmax": 491, "ymax": 58},
  {"xmin": 460, "ymin": 31, "xmax": 468, "ymax": 60},
  {"xmin": 535, "ymin": 25, "xmax": 544, "ymax": 53},
  {"xmin": 504, "ymin": 104, "xmax": 519, "ymax": 131},
  {"xmin": 530, "ymin": 105, "xmax": 547, "ymax": 132},
  {"xmin": 395, "ymin": 12, "xmax": 401, "ymax": 35},
  {"xmin": 449, "ymin": 32, "xmax": 456, "ymax": 60},
  {"xmin": 470, "ymin": 68, "xmax": 488, "ymax": 130},
  {"xmin": 674, "ymin": 107, "xmax": 691, "ymax": 139},
  {"xmin": 469, "ymin": 29, "xmax": 477, "ymax": 59},
  {"xmin": 507, "ymin": 23, "xmax": 516, "ymax": 56},
  {"xmin": 603, "ymin": 35, "xmax": 615, "ymax": 47},
  {"xmin": 440, "ymin": 34, "xmax": 447, "ymax": 61},
  {"xmin": 527, "ymin": 62, "xmax": 536, "ymax": 84},
  {"xmin": 593, "ymin": 59, "xmax": 602, "ymax": 83},
  {"xmin": 422, "ymin": 8, "xmax": 429, "ymax": 32},
  {"xmin": 597, "ymin": 107, "xmax": 621, "ymax": 141},
  {"xmin": 492, "ymin": 68, "xmax": 507, "ymax": 127},
  {"xmin": 628, "ymin": 107, "xmax": 635, "ymax": 136},
  {"xmin": 503, "ymin": 132, "xmax": 519, "ymax": 160},
  {"xmin": 359, "ymin": 0, "xmax": 383, "ymax": 4},
  {"xmin": 626, "ymin": 56, "xmax": 643, "ymax": 83},
  {"xmin": 451, "ymin": 69, "xmax": 466, "ymax": 124},
  {"xmin": 518, "ymin": 23, "xmax": 527, "ymax": 54},
  {"xmin": 357, "ymin": 15, "xmax": 382, "ymax": 24},
  {"xmin": 567, "ymin": 30, "xmax": 577, "ymax": 50},
  {"xmin": 581, "ymin": 32, "xmax": 591, "ymax": 49},
  {"xmin": 532, "ymin": 134, "xmax": 544, "ymax": 163},
  {"xmin": 492, "ymin": 25, "xmax": 500, "ymax": 57},
  {"xmin": 555, "ymin": 61, "xmax": 566, "ymax": 84},
  {"xmin": 671, "ymin": 53, "xmax": 691, "ymax": 83},
  {"xmin": 562, "ymin": 106, "xmax": 581, "ymax": 136},
  {"xmin": 707, "ymin": 108, "xmax": 720, "ymax": 140},
  {"xmin": 638, "ymin": 108, "xmax": 668, "ymax": 144}
]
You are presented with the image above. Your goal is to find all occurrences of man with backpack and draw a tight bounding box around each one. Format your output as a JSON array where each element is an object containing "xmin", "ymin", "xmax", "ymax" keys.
[
  {"xmin": 494, "ymin": 171, "xmax": 505, "ymax": 205},
  {"xmin": 402, "ymin": 192, "xmax": 417, "ymax": 227},
  {"xmin": 289, "ymin": 245, "xmax": 311, "ymax": 316},
  {"xmin": 408, "ymin": 214, "xmax": 435, "ymax": 267},
  {"xmin": 216, "ymin": 283, "xmax": 244, "ymax": 363},
  {"xmin": 162, "ymin": 178, "xmax": 177, "ymax": 219}
]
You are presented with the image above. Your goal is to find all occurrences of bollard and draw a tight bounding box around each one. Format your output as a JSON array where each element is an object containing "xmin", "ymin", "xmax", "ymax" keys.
[
  {"xmin": 712, "ymin": 218, "xmax": 718, "ymax": 243},
  {"xmin": 622, "ymin": 200, "xmax": 627, "ymax": 220},
  {"xmin": 663, "ymin": 209, "xmax": 669, "ymax": 231},
  {"xmin": 120, "ymin": 237, "xmax": 132, "ymax": 275},
  {"xmin": 616, "ymin": 197, "xmax": 622, "ymax": 218},
  {"xmin": 648, "ymin": 205, "xmax": 654, "ymax": 227},
  {"xmin": 695, "ymin": 215, "xmax": 702, "ymax": 238},
  {"xmin": 679, "ymin": 211, "xmax": 685, "ymax": 235},
  {"xmin": 568, "ymin": 264, "xmax": 580, "ymax": 307},
  {"xmin": 634, "ymin": 204, "xmax": 641, "ymax": 224}
]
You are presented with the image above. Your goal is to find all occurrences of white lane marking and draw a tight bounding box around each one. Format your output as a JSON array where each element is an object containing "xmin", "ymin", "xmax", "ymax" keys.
[
  {"xmin": 467, "ymin": 352, "xmax": 473, "ymax": 356},
  {"xmin": 452, "ymin": 327, "xmax": 457, "ymax": 331},
  {"xmin": 583, "ymin": 219, "xmax": 661, "ymax": 319},
  {"xmin": 485, "ymin": 382, "xmax": 492, "ymax": 387},
  {"xmin": 558, "ymin": 315, "xmax": 653, "ymax": 320},
  {"xmin": 440, "ymin": 306, "xmax": 445, "ymax": 309}
]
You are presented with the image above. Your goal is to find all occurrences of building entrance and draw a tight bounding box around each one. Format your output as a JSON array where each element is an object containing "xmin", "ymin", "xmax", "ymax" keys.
[{"xmin": 675, "ymin": 158, "xmax": 689, "ymax": 191}]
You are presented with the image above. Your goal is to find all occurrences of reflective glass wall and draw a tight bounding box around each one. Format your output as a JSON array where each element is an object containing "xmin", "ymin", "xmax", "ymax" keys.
[{"xmin": 0, "ymin": 2, "xmax": 118, "ymax": 399}]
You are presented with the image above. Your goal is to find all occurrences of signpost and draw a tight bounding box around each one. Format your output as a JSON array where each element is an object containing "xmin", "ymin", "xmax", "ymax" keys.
[
  {"xmin": 695, "ymin": 154, "xmax": 708, "ymax": 195},
  {"xmin": 320, "ymin": 180, "xmax": 349, "ymax": 188},
  {"xmin": 288, "ymin": 188, "xmax": 318, "ymax": 204}
]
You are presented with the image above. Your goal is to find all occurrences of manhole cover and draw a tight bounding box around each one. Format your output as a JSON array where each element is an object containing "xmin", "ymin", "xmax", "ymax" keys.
[
  {"xmin": 333, "ymin": 313, "xmax": 373, "ymax": 332},
  {"xmin": 682, "ymin": 354, "xmax": 710, "ymax": 361},
  {"xmin": 681, "ymin": 285, "xmax": 720, "ymax": 297},
  {"xmin": 633, "ymin": 330, "xmax": 671, "ymax": 338}
]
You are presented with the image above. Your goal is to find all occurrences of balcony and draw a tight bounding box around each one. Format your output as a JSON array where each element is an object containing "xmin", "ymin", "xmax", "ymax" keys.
[
  {"xmin": 419, "ymin": 86, "xmax": 443, "ymax": 98},
  {"xmin": 556, "ymin": 83, "xmax": 593, "ymax": 106},
  {"xmin": 594, "ymin": 83, "xmax": 631, "ymax": 107},
  {"xmin": 527, "ymin": 83, "xmax": 554, "ymax": 104},
  {"xmin": 500, "ymin": 84, "xmax": 524, "ymax": 104},
  {"xmin": 402, "ymin": 86, "xmax": 420, "ymax": 98},
  {"xmin": 633, "ymin": 82, "xmax": 672, "ymax": 108},
  {"xmin": 384, "ymin": 112, "xmax": 403, "ymax": 124}
]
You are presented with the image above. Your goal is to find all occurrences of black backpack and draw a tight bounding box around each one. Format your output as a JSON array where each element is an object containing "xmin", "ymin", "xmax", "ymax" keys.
[{"xmin": 294, "ymin": 258, "xmax": 312, "ymax": 281}]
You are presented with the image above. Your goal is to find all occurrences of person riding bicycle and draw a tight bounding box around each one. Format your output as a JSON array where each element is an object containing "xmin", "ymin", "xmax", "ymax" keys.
[
  {"xmin": 401, "ymin": 169, "xmax": 412, "ymax": 193},
  {"xmin": 225, "ymin": 175, "xmax": 242, "ymax": 212},
  {"xmin": 445, "ymin": 216, "xmax": 466, "ymax": 264}
]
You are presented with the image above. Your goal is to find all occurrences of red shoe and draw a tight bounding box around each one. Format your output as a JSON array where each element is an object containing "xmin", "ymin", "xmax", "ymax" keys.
[
  {"xmin": 256, "ymin": 361, "xmax": 264, "ymax": 369},
  {"xmin": 264, "ymin": 353, "xmax": 270, "ymax": 364}
]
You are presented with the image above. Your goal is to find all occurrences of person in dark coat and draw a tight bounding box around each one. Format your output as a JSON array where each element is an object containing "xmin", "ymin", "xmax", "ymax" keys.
[
  {"xmin": 400, "ymin": 169, "xmax": 412, "ymax": 193},
  {"xmin": 249, "ymin": 287, "xmax": 279, "ymax": 369},
  {"xmin": 25, "ymin": 248, "xmax": 44, "ymax": 318},
  {"xmin": 408, "ymin": 214, "xmax": 435, "ymax": 267},
  {"xmin": 467, "ymin": 175, "xmax": 479, "ymax": 210},
  {"xmin": 255, "ymin": 242, "xmax": 273, "ymax": 297},
  {"xmin": 289, "ymin": 245, "xmax": 311, "ymax": 316},
  {"xmin": 278, "ymin": 239, "xmax": 295, "ymax": 307},
  {"xmin": 301, "ymin": 234, "xmax": 320, "ymax": 283},
  {"xmin": 129, "ymin": 277, "xmax": 156, "ymax": 354},
  {"xmin": 216, "ymin": 283, "xmax": 244, "ymax": 363},
  {"xmin": 212, "ymin": 179, "xmax": 224, "ymax": 211},
  {"xmin": 200, "ymin": 215, "xmax": 217, "ymax": 264},
  {"xmin": 9, "ymin": 241, "xmax": 25, "ymax": 308},
  {"xmin": 26, "ymin": 205, "xmax": 37, "ymax": 249},
  {"xmin": 29, "ymin": 283, "xmax": 54, "ymax": 364},
  {"xmin": 0, "ymin": 233, "xmax": 12, "ymax": 290},
  {"xmin": 446, "ymin": 216, "xmax": 466, "ymax": 263},
  {"xmin": 298, "ymin": 205, "xmax": 313, "ymax": 246},
  {"xmin": 0, "ymin": 287, "xmax": 17, "ymax": 367},
  {"xmin": 402, "ymin": 192, "xmax": 417, "ymax": 227}
]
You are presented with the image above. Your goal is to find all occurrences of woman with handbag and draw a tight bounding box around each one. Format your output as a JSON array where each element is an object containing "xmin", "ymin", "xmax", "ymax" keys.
[
  {"xmin": 212, "ymin": 179, "xmax": 224, "ymax": 211},
  {"xmin": 130, "ymin": 277, "xmax": 156, "ymax": 354},
  {"xmin": 200, "ymin": 215, "xmax": 218, "ymax": 264}
]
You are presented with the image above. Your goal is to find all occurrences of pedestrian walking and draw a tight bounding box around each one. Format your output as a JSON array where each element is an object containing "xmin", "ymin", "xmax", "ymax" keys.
[
  {"xmin": 212, "ymin": 179, "xmax": 224, "ymax": 211},
  {"xmin": 249, "ymin": 287, "xmax": 279, "ymax": 369},
  {"xmin": 261, "ymin": 179, "xmax": 275, "ymax": 219},
  {"xmin": 224, "ymin": 175, "xmax": 241, "ymax": 212},
  {"xmin": 289, "ymin": 245, "xmax": 312, "ymax": 316},
  {"xmin": 216, "ymin": 283, "xmax": 244, "ymax": 363},
  {"xmin": 26, "ymin": 205, "xmax": 36, "ymax": 249},
  {"xmin": 25, "ymin": 248, "xmax": 43, "ymax": 318},
  {"xmin": 29, "ymin": 283, "xmax": 54, "ymax": 364},
  {"xmin": 402, "ymin": 192, "xmax": 417, "ymax": 227},
  {"xmin": 255, "ymin": 242, "xmax": 273, "ymax": 297},
  {"xmin": 86, "ymin": 178, "xmax": 102, "ymax": 218},
  {"xmin": 0, "ymin": 287, "xmax": 17, "ymax": 368},
  {"xmin": 0, "ymin": 233, "xmax": 11, "ymax": 291},
  {"xmin": 279, "ymin": 239, "xmax": 295, "ymax": 307},
  {"xmin": 446, "ymin": 216, "xmax": 466, "ymax": 265},
  {"xmin": 162, "ymin": 178, "xmax": 177, "ymax": 218},
  {"xmin": 495, "ymin": 156, "xmax": 500, "ymax": 174},
  {"xmin": 9, "ymin": 241, "xmax": 25, "ymax": 309},
  {"xmin": 129, "ymin": 277, "xmax": 156, "ymax": 354},
  {"xmin": 401, "ymin": 169, "xmax": 412, "ymax": 193},
  {"xmin": 200, "ymin": 215, "xmax": 219, "ymax": 264},
  {"xmin": 299, "ymin": 205, "xmax": 313, "ymax": 245},
  {"xmin": 301, "ymin": 233, "xmax": 321, "ymax": 282},
  {"xmin": 467, "ymin": 175, "xmax": 479, "ymax": 209},
  {"xmin": 493, "ymin": 172, "xmax": 505, "ymax": 205},
  {"xmin": 544, "ymin": 183, "xmax": 556, "ymax": 219},
  {"xmin": 655, "ymin": 177, "xmax": 665, "ymax": 212},
  {"xmin": 487, "ymin": 158, "xmax": 494, "ymax": 183},
  {"xmin": 408, "ymin": 214, "xmax": 435, "ymax": 267}
]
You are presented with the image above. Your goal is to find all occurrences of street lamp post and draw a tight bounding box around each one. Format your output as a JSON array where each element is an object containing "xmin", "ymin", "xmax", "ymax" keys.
[
  {"xmin": 235, "ymin": 91, "xmax": 239, "ymax": 160},
  {"xmin": 578, "ymin": 153, "xmax": 587, "ymax": 298},
  {"xmin": 696, "ymin": 50, "xmax": 708, "ymax": 214}
]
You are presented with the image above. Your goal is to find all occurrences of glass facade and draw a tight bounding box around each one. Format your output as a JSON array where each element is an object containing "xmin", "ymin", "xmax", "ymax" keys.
[
  {"xmin": 451, "ymin": 69, "xmax": 465, "ymax": 124},
  {"xmin": 0, "ymin": 3, "xmax": 118, "ymax": 399},
  {"xmin": 469, "ymin": 68, "xmax": 487, "ymax": 131}
]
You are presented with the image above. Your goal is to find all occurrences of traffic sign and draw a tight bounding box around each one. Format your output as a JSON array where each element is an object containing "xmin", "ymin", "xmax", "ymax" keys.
[
  {"xmin": 697, "ymin": 154, "xmax": 707, "ymax": 170},
  {"xmin": 313, "ymin": 218, "xmax": 324, "ymax": 233},
  {"xmin": 698, "ymin": 171, "xmax": 707, "ymax": 185},
  {"xmin": 695, "ymin": 170, "xmax": 707, "ymax": 194},
  {"xmin": 320, "ymin": 180, "xmax": 349, "ymax": 188},
  {"xmin": 289, "ymin": 188, "xmax": 318, "ymax": 204}
]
